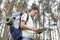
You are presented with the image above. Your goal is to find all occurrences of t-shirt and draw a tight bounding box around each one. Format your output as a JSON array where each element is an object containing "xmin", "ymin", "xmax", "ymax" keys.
[{"xmin": 21, "ymin": 13, "xmax": 34, "ymax": 38}]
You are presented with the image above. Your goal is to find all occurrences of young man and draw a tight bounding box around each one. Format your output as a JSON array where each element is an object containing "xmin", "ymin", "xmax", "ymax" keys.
[{"xmin": 20, "ymin": 6, "xmax": 41, "ymax": 40}]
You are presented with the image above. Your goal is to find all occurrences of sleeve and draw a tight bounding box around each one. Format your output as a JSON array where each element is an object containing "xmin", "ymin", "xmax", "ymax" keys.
[{"xmin": 21, "ymin": 13, "xmax": 27, "ymax": 22}]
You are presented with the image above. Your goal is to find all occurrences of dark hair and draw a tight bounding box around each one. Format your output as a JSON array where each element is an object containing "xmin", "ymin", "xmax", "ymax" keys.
[{"xmin": 31, "ymin": 5, "xmax": 39, "ymax": 12}]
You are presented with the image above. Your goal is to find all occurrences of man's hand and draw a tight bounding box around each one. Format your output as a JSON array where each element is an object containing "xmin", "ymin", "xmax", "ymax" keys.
[
  {"xmin": 33, "ymin": 28, "xmax": 46, "ymax": 34},
  {"xmin": 33, "ymin": 28, "xmax": 40, "ymax": 33},
  {"xmin": 33, "ymin": 28, "xmax": 53, "ymax": 34}
]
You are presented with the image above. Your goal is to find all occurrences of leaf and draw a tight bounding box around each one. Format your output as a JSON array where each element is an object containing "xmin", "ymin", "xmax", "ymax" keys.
[
  {"xmin": 0, "ymin": 9, "xmax": 2, "ymax": 16},
  {"xmin": 57, "ymin": 3, "xmax": 60, "ymax": 11},
  {"xmin": 39, "ymin": 0, "xmax": 44, "ymax": 3},
  {"xmin": 0, "ymin": 0, "xmax": 2, "ymax": 4},
  {"xmin": 22, "ymin": 2, "xmax": 27, "ymax": 9},
  {"xmin": 44, "ymin": 4, "xmax": 52, "ymax": 13}
]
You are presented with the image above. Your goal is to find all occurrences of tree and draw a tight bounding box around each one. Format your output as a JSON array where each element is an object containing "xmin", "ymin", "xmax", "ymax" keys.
[
  {"xmin": 22, "ymin": 1, "xmax": 27, "ymax": 12},
  {"xmin": 44, "ymin": 4, "xmax": 52, "ymax": 13},
  {"xmin": 57, "ymin": 3, "xmax": 60, "ymax": 12},
  {"xmin": 0, "ymin": 0, "xmax": 2, "ymax": 4},
  {"xmin": 0, "ymin": 9, "xmax": 2, "ymax": 15},
  {"xmin": 4, "ymin": 0, "xmax": 15, "ymax": 16},
  {"xmin": 2, "ymin": 0, "xmax": 15, "ymax": 40},
  {"xmin": 0, "ymin": 9, "xmax": 2, "ymax": 21},
  {"xmin": 15, "ymin": 0, "xmax": 28, "ymax": 12}
]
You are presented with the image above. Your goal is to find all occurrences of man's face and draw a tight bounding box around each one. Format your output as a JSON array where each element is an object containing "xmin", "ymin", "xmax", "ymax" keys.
[{"xmin": 32, "ymin": 10, "xmax": 38, "ymax": 17}]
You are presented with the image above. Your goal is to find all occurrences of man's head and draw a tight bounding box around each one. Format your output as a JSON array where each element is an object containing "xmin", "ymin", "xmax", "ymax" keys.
[{"xmin": 30, "ymin": 6, "xmax": 39, "ymax": 17}]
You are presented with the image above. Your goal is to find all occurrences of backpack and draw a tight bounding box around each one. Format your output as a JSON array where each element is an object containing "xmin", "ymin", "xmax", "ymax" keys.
[{"xmin": 10, "ymin": 12, "xmax": 29, "ymax": 40}]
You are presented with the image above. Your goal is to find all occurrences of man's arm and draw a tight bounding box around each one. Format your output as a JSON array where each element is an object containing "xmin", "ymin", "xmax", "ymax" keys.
[
  {"xmin": 20, "ymin": 20, "xmax": 41, "ymax": 33},
  {"xmin": 20, "ymin": 20, "xmax": 34, "ymax": 31},
  {"xmin": 20, "ymin": 13, "xmax": 45, "ymax": 34}
]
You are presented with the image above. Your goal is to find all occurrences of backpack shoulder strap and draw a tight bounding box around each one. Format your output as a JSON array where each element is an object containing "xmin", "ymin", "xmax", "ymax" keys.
[
  {"xmin": 20, "ymin": 12, "xmax": 29, "ymax": 23},
  {"xmin": 25, "ymin": 13, "xmax": 29, "ymax": 24},
  {"xmin": 19, "ymin": 13, "xmax": 29, "ymax": 30}
]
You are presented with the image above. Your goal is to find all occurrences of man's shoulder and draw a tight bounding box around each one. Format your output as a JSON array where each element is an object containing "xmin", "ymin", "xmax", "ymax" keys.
[
  {"xmin": 23, "ymin": 13, "xmax": 27, "ymax": 15},
  {"xmin": 22, "ymin": 13, "xmax": 27, "ymax": 16}
]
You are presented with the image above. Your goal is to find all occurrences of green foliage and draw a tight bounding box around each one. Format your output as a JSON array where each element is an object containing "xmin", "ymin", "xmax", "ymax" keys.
[
  {"xmin": 0, "ymin": 9, "xmax": 2, "ymax": 15},
  {"xmin": 22, "ymin": 2, "xmax": 27, "ymax": 9},
  {"xmin": 51, "ymin": 13, "xmax": 58, "ymax": 22},
  {"xmin": 46, "ymin": 0, "xmax": 50, "ymax": 4},
  {"xmin": 51, "ymin": 13, "xmax": 54, "ymax": 19},
  {"xmin": 39, "ymin": 0, "xmax": 44, "ymax": 3},
  {"xmin": 44, "ymin": 4, "xmax": 52, "ymax": 13},
  {"xmin": 0, "ymin": 9, "xmax": 2, "ymax": 13},
  {"xmin": 0, "ymin": 0, "xmax": 2, "ymax": 4},
  {"xmin": 57, "ymin": 3, "xmax": 60, "ymax": 11}
]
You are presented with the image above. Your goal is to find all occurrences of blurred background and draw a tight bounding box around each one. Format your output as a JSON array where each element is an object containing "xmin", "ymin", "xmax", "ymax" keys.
[{"xmin": 0, "ymin": 0, "xmax": 60, "ymax": 40}]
